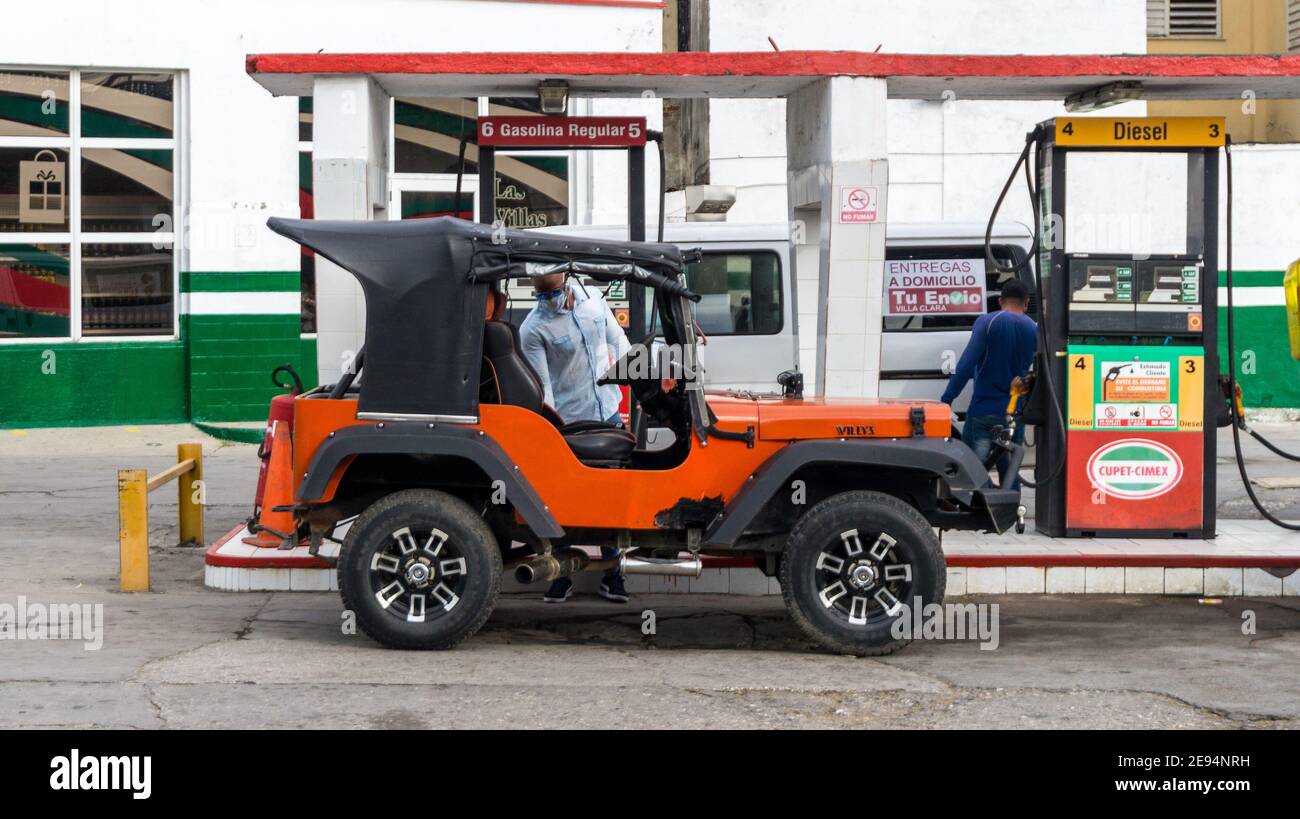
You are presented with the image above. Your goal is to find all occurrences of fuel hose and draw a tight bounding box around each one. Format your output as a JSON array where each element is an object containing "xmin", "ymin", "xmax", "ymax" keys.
[
  {"xmin": 1222, "ymin": 135, "xmax": 1300, "ymax": 529},
  {"xmin": 984, "ymin": 129, "xmax": 1066, "ymax": 489}
]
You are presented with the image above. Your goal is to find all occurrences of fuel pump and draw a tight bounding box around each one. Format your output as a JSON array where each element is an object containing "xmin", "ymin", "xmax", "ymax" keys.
[
  {"xmin": 987, "ymin": 116, "xmax": 1300, "ymax": 537},
  {"xmin": 1036, "ymin": 116, "xmax": 1224, "ymax": 538},
  {"xmin": 985, "ymin": 116, "xmax": 1226, "ymax": 538}
]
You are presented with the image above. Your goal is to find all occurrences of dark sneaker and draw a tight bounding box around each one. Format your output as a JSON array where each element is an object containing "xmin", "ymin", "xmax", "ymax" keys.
[
  {"xmin": 598, "ymin": 575, "xmax": 630, "ymax": 603},
  {"xmin": 543, "ymin": 576, "xmax": 574, "ymax": 603}
]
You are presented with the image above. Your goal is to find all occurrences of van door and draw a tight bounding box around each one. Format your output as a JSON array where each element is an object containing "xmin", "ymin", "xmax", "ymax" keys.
[
  {"xmin": 659, "ymin": 241, "xmax": 797, "ymax": 392},
  {"xmin": 878, "ymin": 244, "xmax": 1035, "ymax": 418}
]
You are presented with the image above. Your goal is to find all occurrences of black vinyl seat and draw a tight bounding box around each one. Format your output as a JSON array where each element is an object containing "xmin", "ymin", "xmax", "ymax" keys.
[{"xmin": 480, "ymin": 320, "xmax": 635, "ymax": 466}]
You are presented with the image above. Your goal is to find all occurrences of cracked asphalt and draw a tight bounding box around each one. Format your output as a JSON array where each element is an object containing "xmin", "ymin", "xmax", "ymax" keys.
[{"xmin": 1, "ymin": 425, "xmax": 1298, "ymax": 729}]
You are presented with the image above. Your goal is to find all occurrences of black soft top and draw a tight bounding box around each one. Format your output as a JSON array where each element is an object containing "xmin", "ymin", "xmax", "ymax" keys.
[{"xmin": 267, "ymin": 216, "xmax": 692, "ymax": 420}]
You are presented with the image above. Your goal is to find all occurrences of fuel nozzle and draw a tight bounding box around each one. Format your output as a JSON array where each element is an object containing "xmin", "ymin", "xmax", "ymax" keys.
[
  {"xmin": 1005, "ymin": 374, "xmax": 1034, "ymax": 424},
  {"xmin": 1217, "ymin": 374, "xmax": 1248, "ymax": 430}
]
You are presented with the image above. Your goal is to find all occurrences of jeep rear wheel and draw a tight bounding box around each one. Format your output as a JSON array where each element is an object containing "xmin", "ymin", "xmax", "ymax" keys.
[
  {"xmin": 779, "ymin": 490, "xmax": 944, "ymax": 656},
  {"xmin": 339, "ymin": 489, "xmax": 501, "ymax": 650}
]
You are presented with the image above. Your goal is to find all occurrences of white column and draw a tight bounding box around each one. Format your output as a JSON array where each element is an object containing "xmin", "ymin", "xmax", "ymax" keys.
[
  {"xmin": 786, "ymin": 77, "xmax": 889, "ymax": 398},
  {"xmin": 310, "ymin": 75, "xmax": 390, "ymax": 383}
]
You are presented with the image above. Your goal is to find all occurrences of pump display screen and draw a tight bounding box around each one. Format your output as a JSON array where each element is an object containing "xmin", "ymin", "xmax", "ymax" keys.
[
  {"xmin": 1066, "ymin": 254, "xmax": 1203, "ymax": 334},
  {"xmin": 1139, "ymin": 263, "xmax": 1200, "ymax": 305},
  {"xmin": 1070, "ymin": 261, "xmax": 1133, "ymax": 304}
]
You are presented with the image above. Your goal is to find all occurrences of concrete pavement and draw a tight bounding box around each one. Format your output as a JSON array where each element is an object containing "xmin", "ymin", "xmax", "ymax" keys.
[{"xmin": 0, "ymin": 423, "xmax": 1297, "ymax": 729}]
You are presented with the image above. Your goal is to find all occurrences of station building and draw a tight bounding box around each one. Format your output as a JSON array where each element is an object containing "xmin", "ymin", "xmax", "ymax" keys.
[{"xmin": 1, "ymin": 0, "xmax": 1297, "ymax": 430}]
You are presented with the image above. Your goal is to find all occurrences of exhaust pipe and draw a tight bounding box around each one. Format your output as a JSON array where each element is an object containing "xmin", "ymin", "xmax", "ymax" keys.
[
  {"xmin": 621, "ymin": 555, "xmax": 702, "ymax": 578},
  {"xmin": 513, "ymin": 548, "xmax": 590, "ymax": 584}
]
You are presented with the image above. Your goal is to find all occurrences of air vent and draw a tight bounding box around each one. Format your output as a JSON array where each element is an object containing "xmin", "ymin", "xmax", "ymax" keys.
[
  {"xmin": 1289, "ymin": 0, "xmax": 1300, "ymax": 52},
  {"xmin": 1169, "ymin": 0, "xmax": 1220, "ymax": 37},
  {"xmin": 1148, "ymin": 0, "xmax": 1221, "ymax": 38}
]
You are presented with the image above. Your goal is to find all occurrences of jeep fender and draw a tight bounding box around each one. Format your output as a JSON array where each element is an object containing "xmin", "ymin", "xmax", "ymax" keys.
[
  {"xmin": 702, "ymin": 438, "xmax": 1018, "ymax": 545},
  {"xmin": 297, "ymin": 421, "xmax": 564, "ymax": 539}
]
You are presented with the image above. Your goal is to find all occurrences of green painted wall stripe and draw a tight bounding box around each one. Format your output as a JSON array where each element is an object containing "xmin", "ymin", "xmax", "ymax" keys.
[
  {"xmin": 1218, "ymin": 305, "xmax": 1300, "ymax": 408},
  {"xmin": 0, "ymin": 341, "xmax": 186, "ymax": 428},
  {"xmin": 1216, "ymin": 270, "xmax": 1287, "ymax": 287},
  {"xmin": 181, "ymin": 271, "xmax": 300, "ymax": 293},
  {"xmin": 185, "ymin": 314, "xmax": 318, "ymax": 423}
]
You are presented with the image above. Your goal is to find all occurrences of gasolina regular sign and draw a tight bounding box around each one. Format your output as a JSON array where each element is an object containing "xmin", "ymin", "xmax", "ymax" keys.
[
  {"xmin": 884, "ymin": 258, "xmax": 985, "ymax": 316},
  {"xmin": 478, "ymin": 116, "xmax": 646, "ymax": 148}
]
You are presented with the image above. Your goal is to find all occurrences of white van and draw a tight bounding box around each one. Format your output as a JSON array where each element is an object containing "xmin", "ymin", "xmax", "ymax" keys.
[{"xmin": 518, "ymin": 221, "xmax": 1036, "ymax": 418}]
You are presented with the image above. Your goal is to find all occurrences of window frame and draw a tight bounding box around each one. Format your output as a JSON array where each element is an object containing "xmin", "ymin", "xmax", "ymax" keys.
[{"xmin": 0, "ymin": 65, "xmax": 182, "ymax": 345}]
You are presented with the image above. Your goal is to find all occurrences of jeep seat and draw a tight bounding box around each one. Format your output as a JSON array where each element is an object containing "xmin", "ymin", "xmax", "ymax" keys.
[{"xmin": 481, "ymin": 318, "xmax": 636, "ymax": 466}]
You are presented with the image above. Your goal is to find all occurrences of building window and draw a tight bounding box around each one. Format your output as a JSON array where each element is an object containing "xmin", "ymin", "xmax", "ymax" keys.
[
  {"xmin": 296, "ymin": 95, "xmax": 574, "ymax": 331},
  {"xmin": 0, "ymin": 68, "xmax": 177, "ymax": 341},
  {"xmin": 1147, "ymin": 0, "xmax": 1221, "ymax": 38},
  {"xmin": 1289, "ymin": 0, "xmax": 1300, "ymax": 52},
  {"xmin": 298, "ymin": 148, "xmax": 314, "ymax": 333},
  {"xmin": 393, "ymin": 96, "xmax": 571, "ymax": 226}
]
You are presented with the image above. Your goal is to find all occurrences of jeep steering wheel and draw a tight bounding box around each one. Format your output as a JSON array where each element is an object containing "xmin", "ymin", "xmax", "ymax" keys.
[{"xmin": 599, "ymin": 343, "xmax": 679, "ymax": 423}]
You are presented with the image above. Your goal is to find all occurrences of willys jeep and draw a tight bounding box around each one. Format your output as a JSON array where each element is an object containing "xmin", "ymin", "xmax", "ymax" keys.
[{"xmin": 261, "ymin": 216, "xmax": 1023, "ymax": 656}]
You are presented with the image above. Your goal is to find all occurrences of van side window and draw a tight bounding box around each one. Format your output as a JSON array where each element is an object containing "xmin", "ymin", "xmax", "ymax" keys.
[
  {"xmin": 882, "ymin": 245, "xmax": 1034, "ymax": 331},
  {"xmin": 684, "ymin": 251, "xmax": 783, "ymax": 336}
]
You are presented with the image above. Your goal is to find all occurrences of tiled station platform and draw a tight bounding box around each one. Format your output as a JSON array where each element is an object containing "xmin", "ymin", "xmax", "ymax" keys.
[{"xmin": 206, "ymin": 520, "xmax": 1300, "ymax": 596}]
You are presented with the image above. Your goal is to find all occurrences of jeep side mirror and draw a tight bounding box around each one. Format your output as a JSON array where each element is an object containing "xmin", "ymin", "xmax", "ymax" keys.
[{"xmin": 777, "ymin": 369, "xmax": 803, "ymax": 399}]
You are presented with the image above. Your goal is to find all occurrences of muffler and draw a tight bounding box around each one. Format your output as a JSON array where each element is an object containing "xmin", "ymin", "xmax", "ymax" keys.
[
  {"xmin": 620, "ymin": 555, "xmax": 702, "ymax": 577},
  {"xmin": 513, "ymin": 548, "xmax": 590, "ymax": 584}
]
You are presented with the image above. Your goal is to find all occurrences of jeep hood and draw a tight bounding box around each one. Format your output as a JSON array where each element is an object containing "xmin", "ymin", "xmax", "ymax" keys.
[{"xmin": 705, "ymin": 393, "xmax": 950, "ymax": 441}]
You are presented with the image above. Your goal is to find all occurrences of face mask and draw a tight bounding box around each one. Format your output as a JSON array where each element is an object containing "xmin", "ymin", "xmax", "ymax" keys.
[{"xmin": 535, "ymin": 288, "xmax": 568, "ymax": 315}]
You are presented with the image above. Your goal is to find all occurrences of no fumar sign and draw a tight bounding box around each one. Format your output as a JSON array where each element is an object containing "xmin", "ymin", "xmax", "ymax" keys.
[{"xmin": 838, "ymin": 186, "xmax": 878, "ymax": 223}]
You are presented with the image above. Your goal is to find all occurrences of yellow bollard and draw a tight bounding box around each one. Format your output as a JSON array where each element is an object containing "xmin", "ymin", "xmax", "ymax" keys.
[
  {"xmin": 118, "ymin": 470, "xmax": 149, "ymax": 592},
  {"xmin": 177, "ymin": 443, "xmax": 204, "ymax": 546}
]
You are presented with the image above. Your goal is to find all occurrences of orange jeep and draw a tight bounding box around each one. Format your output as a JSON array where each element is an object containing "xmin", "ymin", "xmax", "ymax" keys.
[{"xmin": 264, "ymin": 217, "xmax": 1024, "ymax": 655}]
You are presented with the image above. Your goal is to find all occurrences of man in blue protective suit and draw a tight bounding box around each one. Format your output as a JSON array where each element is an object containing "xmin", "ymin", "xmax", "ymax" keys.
[
  {"xmin": 941, "ymin": 278, "xmax": 1037, "ymax": 490},
  {"xmin": 520, "ymin": 270, "xmax": 632, "ymax": 604}
]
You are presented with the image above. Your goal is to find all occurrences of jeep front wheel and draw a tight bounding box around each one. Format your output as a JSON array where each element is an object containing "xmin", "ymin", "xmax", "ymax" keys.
[
  {"xmin": 339, "ymin": 489, "xmax": 502, "ymax": 650},
  {"xmin": 779, "ymin": 490, "xmax": 944, "ymax": 656}
]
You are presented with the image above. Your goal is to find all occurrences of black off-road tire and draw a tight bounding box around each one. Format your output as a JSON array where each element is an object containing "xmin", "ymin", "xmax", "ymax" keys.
[
  {"xmin": 779, "ymin": 490, "xmax": 944, "ymax": 656},
  {"xmin": 339, "ymin": 489, "xmax": 502, "ymax": 650}
]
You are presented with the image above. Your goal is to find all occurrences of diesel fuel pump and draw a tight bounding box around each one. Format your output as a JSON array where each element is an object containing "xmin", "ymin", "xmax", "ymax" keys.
[
  {"xmin": 986, "ymin": 116, "xmax": 1230, "ymax": 538},
  {"xmin": 1035, "ymin": 116, "xmax": 1224, "ymax": 538}
]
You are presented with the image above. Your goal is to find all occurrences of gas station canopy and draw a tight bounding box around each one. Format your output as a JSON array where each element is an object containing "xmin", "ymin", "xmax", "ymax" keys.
[{"xmin": 247, "ymin": 50, "xmax": 1300, "ymax": 101}]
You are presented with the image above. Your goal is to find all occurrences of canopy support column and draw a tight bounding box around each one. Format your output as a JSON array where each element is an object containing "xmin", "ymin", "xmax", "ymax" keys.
[
  {"xmin": 310, "ymin": 75, "xmax": 390, "ymax": 383},
  {"xmin": 786, "ymin": 76, "xmax": 889, "ymax": 398}
]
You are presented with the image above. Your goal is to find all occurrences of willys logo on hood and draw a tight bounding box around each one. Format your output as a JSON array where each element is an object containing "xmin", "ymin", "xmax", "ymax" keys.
[{"xmin": 1086, "ymin": 438, "xmax": 1183, "ymax": 500}]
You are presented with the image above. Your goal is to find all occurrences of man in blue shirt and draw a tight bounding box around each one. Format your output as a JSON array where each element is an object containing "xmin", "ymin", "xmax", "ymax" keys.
[
  {"xmin": 941, "ymin": 278, "xmax": 1037, "ymax": 489},
  {"xmin": 520, "ymin": 271, "xmax": 631, "ymax": 604},
  {"xmin": 520, "ymin": 272, "xmax": 629, "ymax": 428}
]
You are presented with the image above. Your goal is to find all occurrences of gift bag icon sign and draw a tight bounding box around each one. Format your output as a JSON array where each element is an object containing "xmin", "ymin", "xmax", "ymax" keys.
[{"xmin": 19, "ymin": 150, "xmax": 66, "ymax": 225}]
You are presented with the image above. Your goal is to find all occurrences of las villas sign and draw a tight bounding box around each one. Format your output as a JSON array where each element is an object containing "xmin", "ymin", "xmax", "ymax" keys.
[{"xmin": 1086, "ymin": 438, "xmax": 1183, "ymax": 500}]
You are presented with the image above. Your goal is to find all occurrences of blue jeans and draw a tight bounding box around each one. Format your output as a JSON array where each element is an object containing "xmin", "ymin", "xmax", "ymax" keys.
[
  {"xmin": 961, "ymin": 414, "xmax": 1026, "ymax": 490},
  {"xmin": 599, "ymin": 411, "xmax": 624, "ymax": 578}
]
